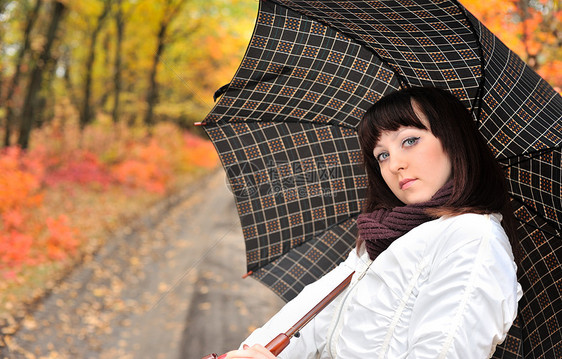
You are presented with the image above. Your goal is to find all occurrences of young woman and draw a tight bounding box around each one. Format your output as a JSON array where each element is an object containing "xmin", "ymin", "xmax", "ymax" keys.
[{"xmin": 225, "ymin": 87, "xmax": 522, "ymax": 359}]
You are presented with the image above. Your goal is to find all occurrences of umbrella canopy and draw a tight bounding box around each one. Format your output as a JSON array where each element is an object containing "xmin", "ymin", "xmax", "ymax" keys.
[{"xmin": 201, "ymin": 0, "xmax": 562, "ymax": 357}]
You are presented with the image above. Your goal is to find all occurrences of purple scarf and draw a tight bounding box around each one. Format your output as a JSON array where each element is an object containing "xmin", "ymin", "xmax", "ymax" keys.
[{"xmin": 357, "ymin": 181, "xmax": 453, "ymax": 260}]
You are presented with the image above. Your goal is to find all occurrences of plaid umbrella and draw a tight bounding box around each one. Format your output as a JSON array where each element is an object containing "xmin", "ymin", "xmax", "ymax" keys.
[{"xmin": 200, "ymin": 0, "xmax": 562, "ymax": 357}]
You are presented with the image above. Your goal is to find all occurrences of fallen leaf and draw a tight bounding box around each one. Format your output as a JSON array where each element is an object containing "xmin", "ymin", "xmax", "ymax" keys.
[{"xmin": 198, "ymin": 302, "xmax": 211, "ymax": 311}]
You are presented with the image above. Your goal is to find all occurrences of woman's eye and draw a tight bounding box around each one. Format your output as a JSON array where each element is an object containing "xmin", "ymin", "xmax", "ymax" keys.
[
  {"xmin": 403, "ymin": 137, "xmax": 420, "ymax": 147},
  {"xmin": 376, "ymin": 152, "xmax": 389, "ymax": 162}
]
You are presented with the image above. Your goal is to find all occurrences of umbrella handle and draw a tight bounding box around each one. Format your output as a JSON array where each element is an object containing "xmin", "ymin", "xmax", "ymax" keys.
[{"xmin": 265, "ymin": 333, "xmax": 290, "ymax": 355}]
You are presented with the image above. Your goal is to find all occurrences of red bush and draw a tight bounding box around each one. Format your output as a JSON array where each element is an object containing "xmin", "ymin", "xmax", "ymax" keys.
[{"xmin": 0, "ymin": 125, "xmax": 217, "ymax": 279}]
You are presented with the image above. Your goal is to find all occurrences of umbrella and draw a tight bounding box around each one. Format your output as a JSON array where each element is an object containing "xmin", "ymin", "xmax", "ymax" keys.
[{"xmin": 199, "ymin": 0, "xmax": 562, "ymax": 357}]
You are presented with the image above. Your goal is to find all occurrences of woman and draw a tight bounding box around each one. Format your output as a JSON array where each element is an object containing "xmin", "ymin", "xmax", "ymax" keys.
[{"xmin": 225, "ymin": 87, "xmax": 522, "ymax": 359}]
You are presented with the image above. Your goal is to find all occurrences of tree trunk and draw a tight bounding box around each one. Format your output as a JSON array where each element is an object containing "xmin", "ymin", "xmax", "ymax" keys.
[
  {"xmin": 517, "ymin": 0, "xmax": 536, "ymax": 68},
  {"xmin": 61, "ymin": 46, "xmax": 80, "ymax": 110},
  {"xmin": 0, "ymin": 1, "xmax": 6, "ymax": 107},
  {"xmin": 0, "ymin": 61, "xmax": 2, "ymax": 128},
  {"xmin": 0, "ymin": 1, "xmax": 7, "ymax": 16},
  {"xmin": 18, "ymin": 1, "xmax": 66, "ymax": 150},
  {"xmin": 79, "ymin": 0, "xmax": 111, "ymax": 131},
  {"xmin": 143, "ymin": 0, "xmax": 188, "ymax": 129},
  {"xmin": 143, "ymin": 19, "xmax": 167, "ymax": 129},
  {"xmin": 112, "ymin": 0, "xmax": 124, "ymax": 124},
  {"xmin": 37, "ymin": 53, "xmax": 59, "ymax": 127},
  {"xmin": 4, "ymin": 0, "xmax": 43, "ymax": 148},
  {"xmin": 96, "ymin": 32, "xmax": 113, "ymax": 110}
]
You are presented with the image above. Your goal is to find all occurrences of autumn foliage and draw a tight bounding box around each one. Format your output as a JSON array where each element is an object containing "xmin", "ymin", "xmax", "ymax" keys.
[
  {"xmin": 0, "ymin": 120, "xmax": 218, "ymax": 280},
  {"xmin": 0, "ymin": 148, "xmax": 43, "ymax": 274},
  {"xmin": 461, "ymin": 0, "xmax": 561, "ymax": 90}
]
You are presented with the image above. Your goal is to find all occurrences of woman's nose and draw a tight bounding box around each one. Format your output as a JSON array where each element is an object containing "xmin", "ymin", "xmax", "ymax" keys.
[{"xmin": 388, "ymin": 153, "xmax": 406, "ymax": 173}]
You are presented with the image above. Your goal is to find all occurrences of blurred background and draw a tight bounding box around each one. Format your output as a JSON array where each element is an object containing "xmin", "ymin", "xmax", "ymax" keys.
[
  {"xmin": 0, "ymin": 0, "xmax": 559, "ymax": 358},
  {"xmin": 0, "ymin": 0, "xmax": 256, "ymax": 315}
]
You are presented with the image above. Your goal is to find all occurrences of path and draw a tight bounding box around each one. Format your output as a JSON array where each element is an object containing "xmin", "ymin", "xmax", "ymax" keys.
[{"xmin": 1, "ymin": 170, "xmax": 284, "ymax": 359}]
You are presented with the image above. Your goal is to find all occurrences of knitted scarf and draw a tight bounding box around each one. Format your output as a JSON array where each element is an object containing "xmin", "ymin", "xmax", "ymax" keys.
[{"xmin": 357, "ymin": 181, "xmax": 453, "ymax": 261}]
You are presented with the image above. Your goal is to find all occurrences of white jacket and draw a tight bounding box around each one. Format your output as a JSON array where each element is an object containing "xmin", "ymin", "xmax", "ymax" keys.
[{"xmin": 242, "ymin": 213, "xmax": 522, "ymax": 359}]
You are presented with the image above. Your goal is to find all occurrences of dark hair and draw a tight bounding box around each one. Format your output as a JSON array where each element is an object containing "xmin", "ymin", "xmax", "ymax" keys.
[{"xmin": 357, "ymin": 86, "xmax": 520, "ymax": 262}]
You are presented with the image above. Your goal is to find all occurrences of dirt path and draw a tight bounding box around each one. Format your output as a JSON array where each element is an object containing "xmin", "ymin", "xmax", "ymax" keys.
[{"xmin": 1, "ymin": 170, "xmax": 284, "ymax": 359}]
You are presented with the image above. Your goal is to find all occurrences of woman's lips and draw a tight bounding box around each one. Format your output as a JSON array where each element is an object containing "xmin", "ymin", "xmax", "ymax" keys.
[{"xmin": 399, "ymin": 178, "xmax": 416, "ymax": 190}]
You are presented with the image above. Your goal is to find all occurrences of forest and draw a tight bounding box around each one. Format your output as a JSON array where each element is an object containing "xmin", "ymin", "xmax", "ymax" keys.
[
  {"xmin": 0, "ymin": 0, "xmax": 257, "ymax": 314},
  {"xmin": 0, "ymin": 0, "xmax": 560, "ymax": 319}
]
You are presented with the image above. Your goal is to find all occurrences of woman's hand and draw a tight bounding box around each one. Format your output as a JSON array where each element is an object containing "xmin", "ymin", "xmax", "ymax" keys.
[{"xmin": 224, "ymin": 344, "xmax": 277, "ymax": 359}]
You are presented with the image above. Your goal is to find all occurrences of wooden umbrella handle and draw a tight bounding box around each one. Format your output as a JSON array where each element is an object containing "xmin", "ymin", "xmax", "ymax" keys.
[
  {"xmin": 284, "ymin": 271, "xmax": 354, "ymax": 338},
  {"xmin": 201, "ymin": 271, "xmax": 355, "ymax": 359},
  {"xmin": 264, "ymin": 333, "xmax": 291, "ymax": 355}
]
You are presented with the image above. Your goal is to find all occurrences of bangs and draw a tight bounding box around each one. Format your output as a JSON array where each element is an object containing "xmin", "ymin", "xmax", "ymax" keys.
[{"xmin": 358, "ymin": 93, "xmax": 427, "ymax": 155}]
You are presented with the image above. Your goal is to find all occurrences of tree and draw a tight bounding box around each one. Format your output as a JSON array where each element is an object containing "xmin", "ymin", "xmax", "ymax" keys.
[
  {"xmin": 3, "ymin": 0, "xmax": 42, "ymax": 147},
  {"xmin": 511, "ymin": 0, "xmax": 560, "ymax": 71},
  {"xmin": 461, "ymin": 0, "xmax": 562, "ymax": 89},
  {"xmin": 2, "ymin": 0, "xmax": 258, "ymax": 138},
  {"xmin": 112, "ymin": 0, "xmax": 124, "ymax": 124},
  {"xmin": 143, "ymin": 0, "xmax": 188, "ymax": 129},
  {"xmin": 516, "ymin": 0, "xmax": 561, "ymax": 86},
  {"xmin": 0, "ymin": 1, "xmax": 7, "ymax": 110},
  {"xmin": 18, "ymin": 1, "xmax": 66, "ymax": 150},
  {"xmin": 79, "ymin": 0, "xmax": 111, "ymax": 130},
  {"xmin": 60, "ymin": 44, "xmax": 79, "ymax": 111}
]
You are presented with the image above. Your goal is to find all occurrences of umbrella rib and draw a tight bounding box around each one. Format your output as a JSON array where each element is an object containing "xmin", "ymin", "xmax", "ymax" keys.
[
  {"xmin": 498, "ymin": 145, "xmax": 561, "ymax": 167},
  {"xmin": 267, "ymin": 0, "xmax": 411, "ymax": 89},
  {"xmin": 515, "ymin": 217, "xmax": 561, "ymax": 239},
  {"xmin": 292, "ymin": 212, "xmax": 361, "ymax": 253},
  {"xmin": 269, "ymin": 0, "xmax": 487, "ymax": 118},
  {"xmin": 209, "ymin": 117, "xmax": 359, "ymax": 130},
  {"xmin": 454, "ymin": 0, "xmax": 487, "ymax": 122},
  {"xmin": 482, "ymin": 60, "xmax": 561, "ymax": 159},
  {"xmin": 510, "ymin": 195, "xmax": 562, "ymax": 235},
  {"xmin": 261, "ymin": 212, "xmax": 362, "ymax": 271}
]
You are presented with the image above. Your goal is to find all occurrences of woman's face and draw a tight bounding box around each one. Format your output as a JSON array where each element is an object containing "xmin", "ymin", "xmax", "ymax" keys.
[{"xmin": 372, "ymin": 108, "xmax": 452, "ymax": 205}]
